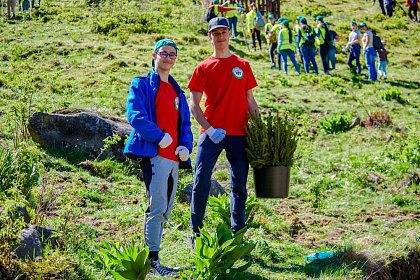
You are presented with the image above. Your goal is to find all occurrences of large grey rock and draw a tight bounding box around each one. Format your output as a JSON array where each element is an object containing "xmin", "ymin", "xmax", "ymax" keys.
[
  {"xmin": 181, "ymin": 179, "xmax": 226, "ymax": 203},
  {"xmin": 13, "ymin": 225, "xmax": 60, "ymax": 260},
  {"xmin": 13, "ymin": 225, "xmax": 44, "ymax": 260},
  {"xmin": 28, "ymin": 109, "xmax": 132, "ymax": 160}
]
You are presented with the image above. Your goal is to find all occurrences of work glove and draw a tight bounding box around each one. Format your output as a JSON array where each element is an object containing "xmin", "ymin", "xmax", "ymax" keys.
[
  {"xmin": 205, "ymin": 127, "xmax": 226, "ymax": 144},
  {"xmin": 175, "ymin": 146, "xmax": 189, "ymax": 161},
  {"xmin": 158, "ymin": 133, "xmax": 173, "ymax": 148}
]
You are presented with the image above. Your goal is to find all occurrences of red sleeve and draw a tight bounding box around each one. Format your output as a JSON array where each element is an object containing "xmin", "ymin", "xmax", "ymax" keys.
[
  {"xmin": 188, "ymin": 64, "xmax": 205, "ymax": 93},
  {"xmin": 244, "ymin": 61, "xmax": 258, "ymax": 91}
]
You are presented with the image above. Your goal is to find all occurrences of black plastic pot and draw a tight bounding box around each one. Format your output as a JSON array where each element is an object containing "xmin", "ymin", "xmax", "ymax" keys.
[{"xmin": 253, "ymin": 166, "xmax": 290, "ymax": 198}]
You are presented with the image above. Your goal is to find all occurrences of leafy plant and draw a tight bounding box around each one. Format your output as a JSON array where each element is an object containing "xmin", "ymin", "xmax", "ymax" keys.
[
  {"xmin": 95, "ymin": 237, "xmax": 150, "ymax": 280},
  {"xmin": 335, "ymin": 87, "xmax": 348, "ymax": 95},
  {"xmin": 193, "ymin": 223, "xmax": 255, "ymax": 279},
  {"xmin": 0, "ymin": 146, "xmax": 40, "ymax": 202},
  {"xmin": 208, "ymin": 194, "xmax": 259, "ymax": 226},
  {"xmin": 246, "ymin": 112, "xmax": 298, "ymax": 168},
  {"xmin": 378, "ymin": 88, "xmax": 405, "ymax": 104},
  {"xmin": 320, "ymin": 113, "xmax": 351, "ymax": 134}
]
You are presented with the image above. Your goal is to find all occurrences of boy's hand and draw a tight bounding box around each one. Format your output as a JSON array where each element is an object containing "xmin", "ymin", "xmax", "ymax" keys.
[
  {"xmin": 205, "ymin": 127, "xmax": 226, "ymax": 144},
  {"xmin": 159, "ymin": 133, "xmax": 173, "ymax": 148},
  {"xmin": 175, "ymin": 146, "xmax": 189, "ymax": 161}
]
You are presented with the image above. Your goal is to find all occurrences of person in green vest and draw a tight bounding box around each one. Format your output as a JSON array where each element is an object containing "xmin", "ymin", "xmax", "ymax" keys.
[
  {"xmin": 225, "ymin": 0, "xmax": 241, "ymax": 39},
  {"xmin": 207, "ymin": 0, "xmax": 237, "ymax": 22},
  {"xmin": 20, "ymin": 0, "xmax": 31, "ymax": 20},
  {"xmin": 297, "ymin": 17, "xmax": 319, "ymax": 75},
  {"xmin": 265, "ymin": 14, "xmax": 277, "ymax": 68},
  {"xmin": 246, "ymin": 3, "xmax": 263, "ymax": 51},
  {"xmin": 315, "ymin": 15, "xmax": 329, "ymax": 74},
  {"xmin": 293, "ymin": 16, "xmax": 304, "ymax": 65},
  {"xmin": 278, "ymin": 20, "xmax": 301, "ymax": 75}
]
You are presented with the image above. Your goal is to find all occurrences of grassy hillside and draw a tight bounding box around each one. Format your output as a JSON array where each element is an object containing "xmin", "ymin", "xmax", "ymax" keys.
[{"xmin": 0, "ymin": 0, "xmax": 419, "ymax": 279}]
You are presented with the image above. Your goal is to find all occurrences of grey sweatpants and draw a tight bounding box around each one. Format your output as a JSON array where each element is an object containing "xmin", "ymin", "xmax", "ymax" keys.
[{"xmin": 140, "ymin": 156, "xmax": 179, "ymax": 252}]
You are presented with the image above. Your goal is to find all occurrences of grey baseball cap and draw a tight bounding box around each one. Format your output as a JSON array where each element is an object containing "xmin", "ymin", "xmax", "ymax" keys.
[{"xmin": 208, "ymin": 17, "xmax": 230, "ymax": 32}]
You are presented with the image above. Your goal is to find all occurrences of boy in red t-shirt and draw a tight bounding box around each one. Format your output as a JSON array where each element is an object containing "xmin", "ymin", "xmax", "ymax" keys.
[
  {"xmin": 124, "ymin": 39, "xmax": 193, "ymax": 276},
  {"xmin": 188, "ymin": 17, "xmax": 259, "ymax": 248}
]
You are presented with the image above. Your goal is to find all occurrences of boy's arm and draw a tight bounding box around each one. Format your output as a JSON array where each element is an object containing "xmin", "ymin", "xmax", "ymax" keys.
[
  {"xmin": 189, "ymin": 90, "xmax": 211, "ymax": 130},
  {"xmin": 246, "ymin": 89, "xmax": 259, "ymax": 119}
]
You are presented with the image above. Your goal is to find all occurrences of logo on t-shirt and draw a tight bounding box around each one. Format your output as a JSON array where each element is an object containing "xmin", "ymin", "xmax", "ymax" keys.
[
  {"xmin": 232, "ymin": 67, "xmax": 244, "ymax": 79},
  {"xmin": 174, "ymin": 97, "xmax": 179, "ymax": 111}
]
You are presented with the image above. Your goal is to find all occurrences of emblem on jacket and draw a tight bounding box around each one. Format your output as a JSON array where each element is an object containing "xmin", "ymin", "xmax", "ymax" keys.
[{"xmin": 174, "ymin": 97, "xmax": 179, "ymax": 110}]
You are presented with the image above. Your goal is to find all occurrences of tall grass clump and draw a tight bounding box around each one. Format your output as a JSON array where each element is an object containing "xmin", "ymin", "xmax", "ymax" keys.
[{"xmin": 0, "ymin": 146, "xmax": 41, "ymax": 203}]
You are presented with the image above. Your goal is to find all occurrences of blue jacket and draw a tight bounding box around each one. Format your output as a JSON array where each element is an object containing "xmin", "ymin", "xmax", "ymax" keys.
[{"xmin": 123, "ymin": 69, "xmax": 193, "ymax": 169}]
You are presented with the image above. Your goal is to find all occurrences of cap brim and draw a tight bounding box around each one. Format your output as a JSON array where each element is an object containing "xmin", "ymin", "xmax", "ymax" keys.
[{"xmin": 209, "ymin": 25, "xmax": 230, "ymax": 32}]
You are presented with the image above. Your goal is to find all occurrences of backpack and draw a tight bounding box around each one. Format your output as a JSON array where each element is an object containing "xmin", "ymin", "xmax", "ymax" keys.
[
  {"xmin": 372, "ymin": 33, "xmax": 383, "ymax": 51},
  {"xmin": 253, "ymin": 11, "xmax": 265, "ymax": 29},
  {"xmin": 205, "ymin": 6, "xmax": 217, "ymax": 22},
  {"xmin": 303, "ymin": 26, "xmax": 315, "ymax": 46},
  {"xmin": 268, "ymin": 31, "xmax": 277, "ymax": 43}
]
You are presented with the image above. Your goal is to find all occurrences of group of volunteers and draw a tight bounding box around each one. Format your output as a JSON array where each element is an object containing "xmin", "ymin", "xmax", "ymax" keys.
[
  {"xmin": 2, "ymin": 0, "xmax": 37, "ymax": 19},
  {"xmin": 207, "ymin": 0, "xmax": 397, "ymax": 81},
  {"xmin": 264, "ymin": 14, "xmax": 340, "ymax": 75},
  {"xmin": 264, "ymin": 15, "xmax": 389, "ymax": 81},
  {"xmin": 123, "ymin": 17, "xmax": 258, "ymax": 276}
]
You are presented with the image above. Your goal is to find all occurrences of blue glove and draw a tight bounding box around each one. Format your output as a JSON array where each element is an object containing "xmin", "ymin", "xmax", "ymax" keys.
[{"xmin": 205, "ymin": 127, "xmax": 226, "ymax": 144}]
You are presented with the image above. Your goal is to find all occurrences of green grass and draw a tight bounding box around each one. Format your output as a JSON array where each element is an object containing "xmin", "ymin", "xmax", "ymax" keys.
[{"xmin": 1, "ymin": 0, "xmax": 419, "ymax": 279}]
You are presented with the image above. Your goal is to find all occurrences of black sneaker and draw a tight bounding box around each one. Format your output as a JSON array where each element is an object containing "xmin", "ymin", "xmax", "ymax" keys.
[{"xmin": 150, "ymin": 260, "xmax": 179, "ymax": 276}]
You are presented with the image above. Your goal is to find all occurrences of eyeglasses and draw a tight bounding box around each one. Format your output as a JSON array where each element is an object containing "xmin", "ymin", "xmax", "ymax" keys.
[{"xmin": 157, "ymin": 51, "xmax": 177, "ymax": 59}]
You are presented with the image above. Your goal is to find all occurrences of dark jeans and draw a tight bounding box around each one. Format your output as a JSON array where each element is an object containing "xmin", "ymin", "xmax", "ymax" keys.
[
  {"xmin": 375, "ymin": 0, "xmax": 386, "ymax": 15},
  {"xmin": 269, "ymin": 43, "xmax": 278, "ymax": 67},
  {"xmin": 408, "ymin": 6, "xmax": 418, "ymax": 22},
  {"xmin": 319, "ymin": 44, "xmax": 329, "ymax": 73},
  {"xmin": 251, "ymin": 29, "xmax": 262, "ymax": 50},
  {"xmin": 347, "ymin": 44, "xmax": 361, "ymax": 74},
  {"xmin": 385, "ymin": 2, "xmax": 393, "ymax": 17},
  {"xmin": 227, "ymin": 17, "xmax": 238, "ymax": 37},
  {"xmin": 190, "ymin": 134, "xmax": 249, "ymax": 234},
  {"xmin": 300, "ymin": 45, "xmax": 318, "ymax": 74}
]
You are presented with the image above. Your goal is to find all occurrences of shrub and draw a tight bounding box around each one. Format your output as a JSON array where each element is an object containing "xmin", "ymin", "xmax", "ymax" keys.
[
  {"xmin": 379, "ymin": 88, "xmax": 406, "ymax": 104},
  {"xmin": 362, "ymin": 110, "xmax": 392, "ymax": 127},
  {"xmin": 246, "ymin": 112, "xmax": 298, "ymax": 168},
  {"xmin": 95, "ymin": 237, "xmax": 150, "ymax": 280},
  {"xmin": 192, "ymin": 223, "xmax": 255, "ymax": 279},
  {"xmin": 320, "ymin": 113, "xmax": 351, "ymax": 134},
  {"xmin": 208, "ymin": 194, "xmax": 259, "ymax": 227},
  {"xmin": 0, "ymin": 146, "xmax": 41, "ymax": 202},
  {"xmin": 335, "ymin": 87, "xmax": 348, "ymax": 95}
]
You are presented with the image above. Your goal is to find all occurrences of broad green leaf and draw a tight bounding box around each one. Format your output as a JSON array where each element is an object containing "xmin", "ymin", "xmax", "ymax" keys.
[{"xmin": 119, "ymin": 269, "xmax": 139, "ymax": 280}]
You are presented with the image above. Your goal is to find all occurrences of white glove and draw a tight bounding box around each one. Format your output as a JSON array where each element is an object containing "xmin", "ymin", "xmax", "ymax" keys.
[
  {"xmin": 158, "ymin": 133, "xmax": 173, "ymax": 148},
  {"xmin": 205, "ymin": 126, "xmax": 226, "ymax": 144},
  {"xmin": 175, "ymin": 146, "xmax": 189, "ymax": 161}
]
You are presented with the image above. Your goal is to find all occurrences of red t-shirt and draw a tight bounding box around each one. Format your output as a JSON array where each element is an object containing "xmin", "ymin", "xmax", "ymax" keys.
[
  {"xmin": 155, "ymin": 80, "xmax": 179, "ymax": 162},
  {"xmin": 188, "ymin": 54, "xmax": 258, "ymax": 135}
]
